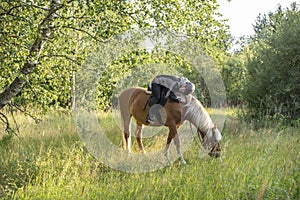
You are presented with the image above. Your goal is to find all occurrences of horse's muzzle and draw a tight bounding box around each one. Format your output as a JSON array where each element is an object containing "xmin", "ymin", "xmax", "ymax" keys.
[{"xmin": 208, "ymin": 151, "xmax": 221, "ymax": 158}]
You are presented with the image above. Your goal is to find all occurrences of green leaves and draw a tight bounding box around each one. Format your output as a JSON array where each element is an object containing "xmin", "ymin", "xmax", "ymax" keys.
[
  {"xmin": 0, "ymin": 0, "xmax": 230, "ymax": 112},
  {"xmin": 242, "ymin": 3, "xmax": 300, "ymax": 122}
]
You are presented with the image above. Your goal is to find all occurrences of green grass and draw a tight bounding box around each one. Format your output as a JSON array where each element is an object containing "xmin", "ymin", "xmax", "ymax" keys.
[{"xmin": 0, "ymin": 111, "xmax": 299, "ymax": 199}]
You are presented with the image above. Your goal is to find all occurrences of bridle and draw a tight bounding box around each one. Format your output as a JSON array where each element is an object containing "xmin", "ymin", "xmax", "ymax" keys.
[
  {"xmin": 189, "ymin": 121, "xmax": 203, "ymax": 148},
  {"xmin": 189, "ymin": 122, "xmax": 220, "ymax": 153}
]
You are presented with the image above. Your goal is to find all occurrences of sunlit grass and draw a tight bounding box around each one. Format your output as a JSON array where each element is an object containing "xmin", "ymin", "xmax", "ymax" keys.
[{"xmin": 0, "ymin": 110, "xmax": 299, "ymax": 199}]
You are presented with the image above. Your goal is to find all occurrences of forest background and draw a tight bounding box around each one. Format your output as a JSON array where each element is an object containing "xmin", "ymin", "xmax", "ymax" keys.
[{"xmin": 0, "ymin": 0, "xmax": 299, "ymax": 124}]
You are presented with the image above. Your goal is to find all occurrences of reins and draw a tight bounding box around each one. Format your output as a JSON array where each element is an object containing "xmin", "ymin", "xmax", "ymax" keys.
[
  {"xmin": 189, "ymin": 123, "xmax": 221, "ymax": 154},
  {"xmin": 189, "ymin": 121, "xmax": 203, "ymax": 148}
]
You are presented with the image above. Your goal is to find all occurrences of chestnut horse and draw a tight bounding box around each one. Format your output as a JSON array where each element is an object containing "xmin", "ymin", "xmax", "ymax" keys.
[{"xmin": 119, "ymin": 87, "xmax": 222, "ymax": 164}]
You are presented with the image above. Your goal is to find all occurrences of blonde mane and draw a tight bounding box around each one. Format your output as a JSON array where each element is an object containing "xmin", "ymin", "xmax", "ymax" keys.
[{"xmin": 184, "ymin": 95, "xmax": 214, "ymax": 135}]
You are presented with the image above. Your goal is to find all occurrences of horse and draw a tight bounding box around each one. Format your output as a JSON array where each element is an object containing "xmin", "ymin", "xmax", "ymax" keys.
[{"xmin": 118, "ymin": 87, "xmax": 222, "ymax": 165}]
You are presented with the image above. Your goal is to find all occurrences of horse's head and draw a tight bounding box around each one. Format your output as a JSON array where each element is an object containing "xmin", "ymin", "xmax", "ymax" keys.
[
  {"xmin": 199, "ymin": 124, "xmax": 222, "ymax": 158},
  {"xmin": 183, "ymin": 96, "xmax": 222, "ymax": 158}
]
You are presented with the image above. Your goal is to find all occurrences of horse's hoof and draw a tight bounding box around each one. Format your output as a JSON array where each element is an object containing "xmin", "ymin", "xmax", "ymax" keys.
[
  {"xmin": 180, "ymin": 159, "xmax": 187, "ymax": 165},
  {"xmin": 164, "ymin": 154, "xmax": 171, "ymax": 163}
]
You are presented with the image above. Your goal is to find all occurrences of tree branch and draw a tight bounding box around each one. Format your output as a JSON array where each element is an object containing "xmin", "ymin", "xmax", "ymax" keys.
[
  {"xmin": 0, "ymin": 2, "xmax": 50, "ymax": 17},
  {"xmin": 9, "ymin": 103, "xmax": 41, "ymax": 124},
  {"xmin": 0, "ymin": 0, "xmax": 61, "ymax": 110},
  {"xmin": 0, "ymin": 112, "xmax": 10, "ymax": 133},
  {"xmin": 0, "ymin": 5, "xmax": 23, "ymax": 16},
  {"xmin": 40, "ymin": 54, "xmax": 82, "ymax": 65},
  {"xmin": 61, "ymin": 25, "xmax": 112, "ymax": 43},
  {"xmin": 8, "ymin": 105, "xmax": 20, "ymax": 137}
]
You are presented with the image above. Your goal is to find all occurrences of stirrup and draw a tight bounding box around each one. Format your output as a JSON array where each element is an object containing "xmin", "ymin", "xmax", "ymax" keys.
[{"xmin": 146, "ymin": 114, "xmax": 155, "ymax": 124}]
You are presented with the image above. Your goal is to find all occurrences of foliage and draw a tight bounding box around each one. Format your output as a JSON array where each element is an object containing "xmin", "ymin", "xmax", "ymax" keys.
[
  {"xmin": 0, "ymin": 0, "xmax": 230, "ymax": 114},
  {"xmin": 221, "ymin": 53, "xmax": 246, "ymax": 107},
  {"xmin": 94, "ymin": 48, "xmax": 208, "ymax": 110},
  {"xmin": 92, "ymin": 0, "xmax": 230, "ymax": 110},
  {"xmin": 241, "ymin": 3, "xmax": 300, "ymax": 123},
  {"xmin": 130, "ymin": 0, "xmax": 230, "ymax": 57},
  {"xmin": 0, "ymin": 0, "xmax": 134, "ymax": 112}
]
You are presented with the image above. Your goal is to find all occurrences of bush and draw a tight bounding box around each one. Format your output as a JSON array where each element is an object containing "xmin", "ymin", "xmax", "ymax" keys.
[{"xmin": 242, "ymin": 4, "xmax": 300, "ymax": 123}]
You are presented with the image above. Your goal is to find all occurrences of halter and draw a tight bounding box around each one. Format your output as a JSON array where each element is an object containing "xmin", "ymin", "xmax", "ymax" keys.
[
  {"xmin": 189, "ymin": 122, "xmax": 220, "ymax": 154},
  {"xmin": 189, "ymin": 121, "xmax": 203, "ymax": 148},
  {"xmin": 182, "ymin": 95, "xmax": 220, "ymax": 154}
]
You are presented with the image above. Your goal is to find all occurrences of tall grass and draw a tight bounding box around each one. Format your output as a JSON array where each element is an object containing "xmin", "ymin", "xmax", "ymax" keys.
[{"xmin": 0, "ymin": 111, "xmax": 299, "ymax": 199}]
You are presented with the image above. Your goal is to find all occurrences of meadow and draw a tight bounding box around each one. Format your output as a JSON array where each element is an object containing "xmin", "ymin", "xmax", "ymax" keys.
[{"xmin": 0, "ymin": 110, "xmax": 299, "ymax": 199}]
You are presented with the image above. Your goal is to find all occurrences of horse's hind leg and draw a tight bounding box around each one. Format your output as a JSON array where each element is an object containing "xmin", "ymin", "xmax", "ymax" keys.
[
  {"xmin": 123, "ymin": 124, "xmax": 131, "ymax": 153},
  {"xmin": 164, "ymin": 134, "xmax": 172, "ymax": 162},
  {"xmin": 121, "ymin": 112, "xmax": 132, "ymax": 153},
  {"xmin": 134, "ymin": 124, "xmax": 146, "ymax": 154}
]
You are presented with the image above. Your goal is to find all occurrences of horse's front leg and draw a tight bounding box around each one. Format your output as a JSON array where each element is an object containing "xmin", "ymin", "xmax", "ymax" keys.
[
  {"xmin": 164, "ymin": 125, "xmax": 187, "ymax": 165},
  {"xmin": 164, "ymin": 126, "xmax": 186, "ymax": 165},
  {"xmin": 164, "ymin": 134, "xmax": 172, "ymax": 162},
  {"xmin": 174, "ymin": 133, "xmax": 186, "ymax": 165},
  {"xmin": 134, "ymin": 124, "xmax": 146, "ymax": 154}
]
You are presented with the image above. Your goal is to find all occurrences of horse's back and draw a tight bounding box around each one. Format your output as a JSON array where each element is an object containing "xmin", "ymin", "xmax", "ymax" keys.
[
  {"xmin": 119, "ymin": 87, "xmax": 148, "ymax": 114},
  {"xmin": 119, "ymin": 87, "xmax": 182, "ymax": 126},
  {"xmin": 119, "ymin": 87, "xmax": 147, "ymax": 105}
]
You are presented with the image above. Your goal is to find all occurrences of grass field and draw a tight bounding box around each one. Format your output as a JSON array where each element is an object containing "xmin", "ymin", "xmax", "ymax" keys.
[{"xmin": 0, "ymin": 111, "xmax": 299, "ymax": 199}]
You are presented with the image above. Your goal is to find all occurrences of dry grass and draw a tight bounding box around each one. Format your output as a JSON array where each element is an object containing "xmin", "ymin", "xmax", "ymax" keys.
[{"xmin": 0, "ymin": 110, "xmax": 299, "ymax": 199}]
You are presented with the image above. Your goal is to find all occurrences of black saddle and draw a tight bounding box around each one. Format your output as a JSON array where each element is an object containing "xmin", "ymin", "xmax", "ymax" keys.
[
  {"xmin": 144, "ymin": 87, "xmax": 179, "ymax": 110},
  {"xmin": 144, "ymin": 87, "xmax": 180, "ymax": 124}
]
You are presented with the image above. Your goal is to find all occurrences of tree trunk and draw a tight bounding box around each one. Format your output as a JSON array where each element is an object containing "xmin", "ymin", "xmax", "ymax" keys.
[{"xmin": 0, "ymin": 0, "xmax": 61, "ymax": 109}]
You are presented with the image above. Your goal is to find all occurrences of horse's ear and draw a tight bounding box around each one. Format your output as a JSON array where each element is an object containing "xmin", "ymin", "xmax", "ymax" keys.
[{"xmin": 212, "ymin": 123, "xmax": 217, "ymax": 130}]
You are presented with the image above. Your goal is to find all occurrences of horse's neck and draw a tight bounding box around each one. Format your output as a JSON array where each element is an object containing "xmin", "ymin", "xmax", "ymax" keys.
[
  {"xmin": 190, "ymin": 116, "xmax": 212, "ymax": 134},
  {"xmin": 184, "ymin": 99, "xmax": 213, "ymax": 134}
]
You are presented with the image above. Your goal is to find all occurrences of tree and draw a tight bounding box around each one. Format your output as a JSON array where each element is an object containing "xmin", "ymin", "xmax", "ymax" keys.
[
  {"xmin": 0, "ymin": 0, "xmax": 60, "ymax": 109},
  {"xmin": 242, "ymin": 2, "xmax": 300, "ymax": 122},
  {"xmin": 0, "ymin": 0, "xmax": 230, "ymax": 133},
  {"xmin": 221, "ymin": 53, "xmax": 246, "ymax": 107},
  {"xmin": 72, "ymin": 0, "xmax": 230, "ymax": 110},
  {"xmin": 0, "ymin": 0, "xmax": 135, "ymax": 134}
]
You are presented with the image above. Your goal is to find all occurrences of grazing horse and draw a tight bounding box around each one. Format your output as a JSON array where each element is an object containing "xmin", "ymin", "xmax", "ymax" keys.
[{"xmin": 119, "ymin": 87, "xmax": 222, "ymax": 165}]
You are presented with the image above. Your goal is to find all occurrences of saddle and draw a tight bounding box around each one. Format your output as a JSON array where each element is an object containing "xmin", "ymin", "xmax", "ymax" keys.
[
  {"xmin": 145, "ymin": 88, "xmax": 179, "ymax": 107},
  {"xmin": 144, "ymin": 88, "xmax": 180, "ymax": 124}
]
